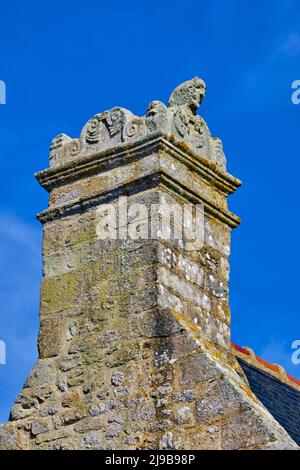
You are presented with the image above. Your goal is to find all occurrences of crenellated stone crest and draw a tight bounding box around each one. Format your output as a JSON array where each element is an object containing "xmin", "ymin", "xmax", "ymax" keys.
[
  {"xmin": 81, "ymin": 107, "xmax": 135, "ymax": 148},
  {"xmin": 49, "ymin": 77, "xmax": 226, "ymax": 170}
]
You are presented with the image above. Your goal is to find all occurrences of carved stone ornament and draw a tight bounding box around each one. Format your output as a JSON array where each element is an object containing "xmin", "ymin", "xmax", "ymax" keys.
[{"xmin": 48, "ymin": 77, "xmax": 226, "ymax": 169}]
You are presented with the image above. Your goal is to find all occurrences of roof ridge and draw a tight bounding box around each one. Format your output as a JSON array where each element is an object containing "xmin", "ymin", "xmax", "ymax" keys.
[{"xmin": 231, "ymin": 342, "xmax": 300, "ymax": 390}]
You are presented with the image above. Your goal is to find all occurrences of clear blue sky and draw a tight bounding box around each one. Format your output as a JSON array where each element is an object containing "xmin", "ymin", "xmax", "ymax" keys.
[{"xmin": 0, "ymin": 0, "xmax": 299, "ymax": 423}]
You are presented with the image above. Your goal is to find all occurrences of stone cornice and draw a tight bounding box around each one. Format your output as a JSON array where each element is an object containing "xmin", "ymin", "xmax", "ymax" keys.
[
  {"xmin": 159, "ymin": 137, "xmax": 241, "ymax": 196},
  {"xmin": 35, "ymin": 132, "xmax": 241, "ymax": 197},
  {"xmin": 36, "ymin": 171, "xmax": 240, "ymax": 228},
  {"xmin": 161, "ymin": 172, "xmax": 240, "ymax": 228}
]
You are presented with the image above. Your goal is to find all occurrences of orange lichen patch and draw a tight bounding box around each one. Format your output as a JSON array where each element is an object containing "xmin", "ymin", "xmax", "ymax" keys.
[
  {"xmin": 62, "ymin": 391, "xmax": 81, "ymax": 408},
  {"xmin": 138, "ymin": 438, "xmax": 151, "ymax": 449},
  {"xmin": 177, "ymin": 140, "xmax": 193, "ymax": 154},
  {"xmin": 231, "ymin": 341, "xmax": 300, "ymax": 391},
  {"xmin": 172, "ymin": 309, "xmax": 200, "ymax": 336},
  {"xmin": 143, "ymin": 386, "xmax": 156, "ymax": 398},
  {"xmin": 240, "ymin": 384, "xmax": 259, "ymax": 402}
]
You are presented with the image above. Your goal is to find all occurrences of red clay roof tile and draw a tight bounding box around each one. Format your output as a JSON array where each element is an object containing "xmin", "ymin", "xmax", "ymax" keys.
[{"xmin": 231, "ymin": 341, "xmax": 300, "ymax": 390}]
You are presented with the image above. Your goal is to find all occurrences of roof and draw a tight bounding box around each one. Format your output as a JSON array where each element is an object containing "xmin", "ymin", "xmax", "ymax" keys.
[{"xmin": 232, "ymin": 342, "xmax": 300, "ymax": 446}]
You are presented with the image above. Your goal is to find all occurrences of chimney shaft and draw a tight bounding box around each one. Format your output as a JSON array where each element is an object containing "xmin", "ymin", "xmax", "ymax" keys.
[{"xmin": 1, "ymin": 79, "xmax": 297, "ymax": 450}]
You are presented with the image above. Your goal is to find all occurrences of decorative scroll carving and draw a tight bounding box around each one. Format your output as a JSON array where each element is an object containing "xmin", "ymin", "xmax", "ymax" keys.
[
  {"xmin": 106, "ymin": 111, "xmax": 122, "ymax": 138},
  {"xmin": 86, "ymin": 116, "xmax": 102, "ymax": 144},
  {"xmin": 82, "ymin": 108, "xmax": 135, "ymax": 153},
  {"xmin": 125, "ymin": 118, "xmax": 147, "ymax": 141},
  {"xmin": 70, "ymin": 140, "xmax": 81, "ymax": 156},
  {"xmin": 49, "ymin": 78, "xmax": 226, "ymax": 170},
  {"xmin": 84, "ymin": 111, "xmax": 124, "ymax": 145}
]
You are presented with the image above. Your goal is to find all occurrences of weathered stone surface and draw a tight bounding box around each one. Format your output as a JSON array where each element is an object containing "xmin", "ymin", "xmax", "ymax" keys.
[
  {"xmin": 38, "ymin": 314, "xmax": 63, "ymax": 358},
  {"xmin": 174, "ymin": 406, "xmax": 193, "ymax": 425},
  {"xmin": 1, "ymin": 78, "xmax": 298, "ymax": 450},
  {"xmin": 0, "ymin": 427, "xmax": 19, "ymax": 450},
  {"xmin": 31, "ymin": 421, "xmax": 50, "ymax": 436}
]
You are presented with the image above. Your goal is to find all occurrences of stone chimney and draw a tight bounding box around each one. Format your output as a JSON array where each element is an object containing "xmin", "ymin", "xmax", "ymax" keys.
[{"xmin": 0, "ymin": 78, "xmax": 297, "ymax": 450}]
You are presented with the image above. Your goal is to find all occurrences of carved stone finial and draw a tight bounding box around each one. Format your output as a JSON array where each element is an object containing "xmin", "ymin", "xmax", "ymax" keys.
[
  {"xmin": 47, "ymin": 76, "xmax": 227, "ymax": 171},
  {"xmin": 168, "ymin": 77, "xmax": 206, "ymax": 113}
]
